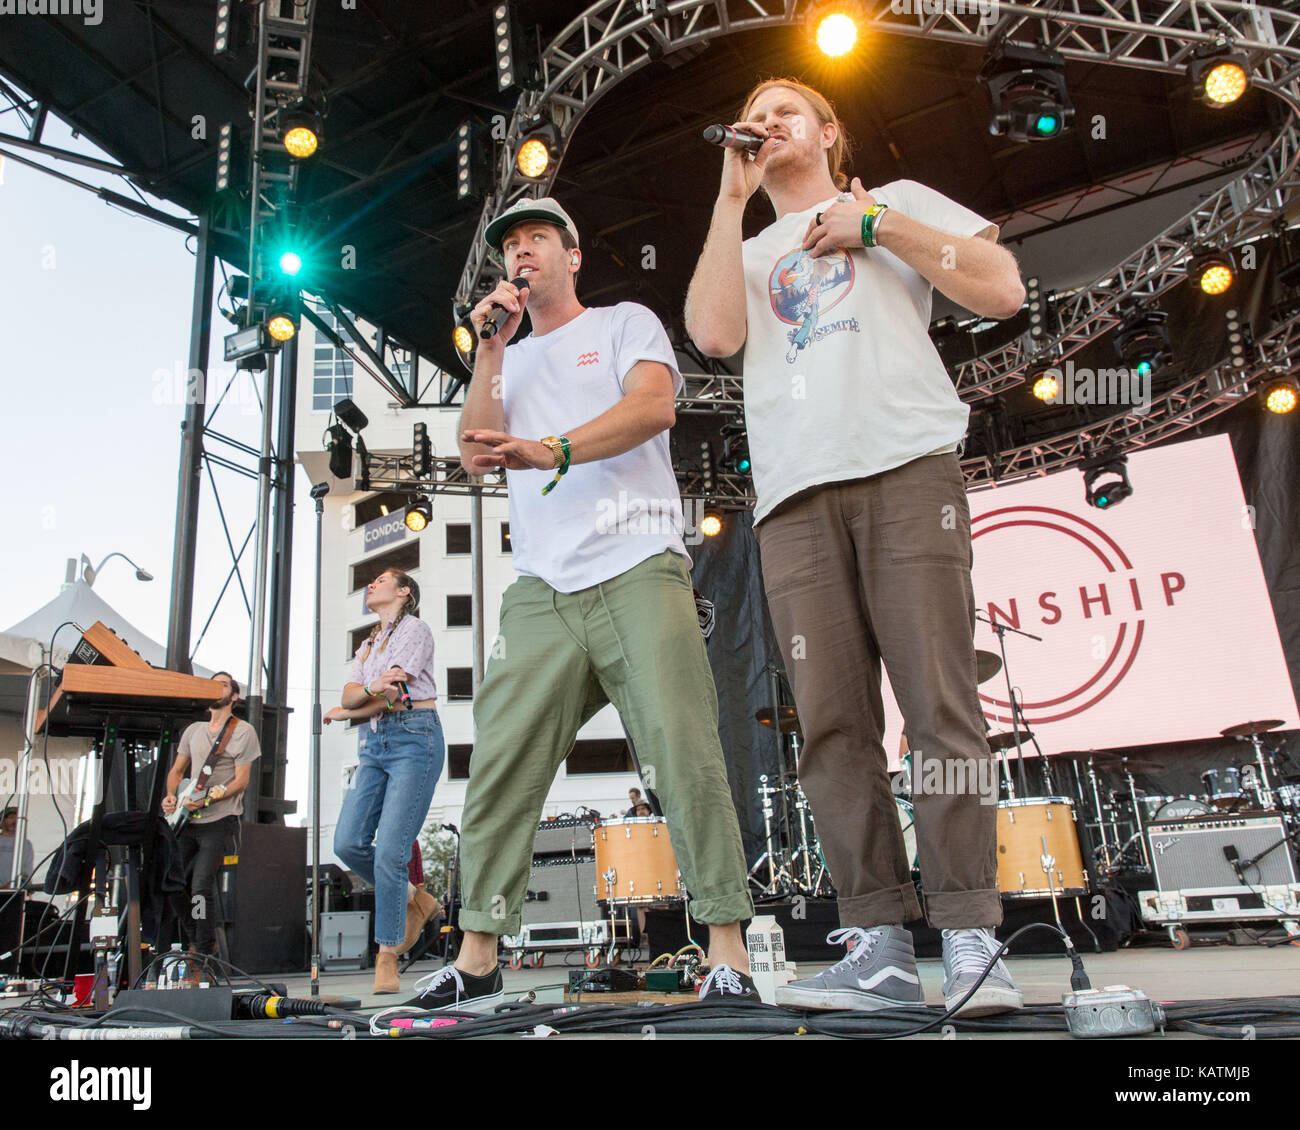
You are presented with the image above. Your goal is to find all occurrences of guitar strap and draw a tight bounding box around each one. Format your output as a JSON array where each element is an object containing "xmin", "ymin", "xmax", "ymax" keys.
[{"xmin": 196, "ymin": 716, "xmax": 237, "ymax": 791}]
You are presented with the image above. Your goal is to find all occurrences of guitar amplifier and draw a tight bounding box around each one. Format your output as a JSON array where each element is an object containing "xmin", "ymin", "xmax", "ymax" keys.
[
  {"xmin": 523, "ymin": 859, "xmax": 599, "ymax": 926},
  {"xmin": 1146, "ymin": 815, "xmax": 1297, "ymax": 892}
]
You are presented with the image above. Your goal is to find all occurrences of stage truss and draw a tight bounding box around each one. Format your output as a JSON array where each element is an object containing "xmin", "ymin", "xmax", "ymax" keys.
[{"xmin": 442, "ymin": 0, "xmax": 1300, "ymax": 505}]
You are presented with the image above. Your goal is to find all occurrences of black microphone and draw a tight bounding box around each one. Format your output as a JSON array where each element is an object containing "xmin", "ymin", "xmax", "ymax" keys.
[
  {"xmin": 702, "ymin": 124, "xmax": 765, "ymax": 153},
  {"xmin": 1223, "ymin": 844, "xmax": 1241, "ymax": 875},
  {"xmin": 479, "ymin": 277, "xmax": 530, "ymax": 341},
  {"xmin": 394, "ymin": 680, "xmax": 413, "ymax": 710}
]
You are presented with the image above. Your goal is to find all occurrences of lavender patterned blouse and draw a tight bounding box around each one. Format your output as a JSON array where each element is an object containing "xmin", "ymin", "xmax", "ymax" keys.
[{"xmin": 350, "ymin": 614, "xmax": 437, "ymax": 728}]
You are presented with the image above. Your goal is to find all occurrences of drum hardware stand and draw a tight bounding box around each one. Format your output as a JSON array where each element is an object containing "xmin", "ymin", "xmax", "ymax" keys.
[
  {"xmin": 601, "ymin": 868, "xmax": 621, "ymax": 964},
  {"xmin": 1235, "ymin": 731, "xmax": 1278, "ymax": 810},
  {"xmin": 1117, "ymin": 758, "xmax": 1152, "ymax": 869},
  {"xmin": 751, "ymin": 775, "xmax": 797, "ymax": 896},
  {"xmin": 765, "ymin": 664, "xmax": 795, "ymax": 846},
  {"xmin": 1082, "ymin": 757, "xmax": 1114, "ymax": 871},
  {"xmin": 976, "ymin": 612, "xmax": 1041, "ymax": 799},
  {"xmin": 793, "ymin": 783, "xmax": 816, "ymax": 891}
]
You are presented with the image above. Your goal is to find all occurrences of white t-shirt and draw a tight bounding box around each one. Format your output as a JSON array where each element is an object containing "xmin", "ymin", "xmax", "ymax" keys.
[
  {"xmin": 501, "ymin": 302, "xmax": 689, "ymax": 593},
  {"xmin": 741, "ymin": 179, "xmax": 994, "ymax": 523}
]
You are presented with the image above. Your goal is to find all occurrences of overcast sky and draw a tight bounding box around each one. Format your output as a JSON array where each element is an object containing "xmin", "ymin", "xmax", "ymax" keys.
[{"xmin": 0, "ymin": 100, "xmax": 316, "ymax": 814}]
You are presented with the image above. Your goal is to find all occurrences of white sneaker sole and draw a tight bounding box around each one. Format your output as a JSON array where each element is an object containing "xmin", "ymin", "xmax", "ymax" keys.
[
  {"xmin": 427, "ymin": 990, "xmax": 504, "ymax": 1014},
  {"xmin": 945, "ymin": 984, "xmax": 1023, "ymax": 1016},
  {"xmin": 775, "ymin": 983, "xmax": 925, "ymax": 1012}
]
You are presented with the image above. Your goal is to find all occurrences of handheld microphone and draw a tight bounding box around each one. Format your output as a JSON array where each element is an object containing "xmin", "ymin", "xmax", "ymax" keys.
[
  {"xmin": 479, "ymin": 277, "xmax": 530, "ymax": 341},
  {"xmin": 702, "ymin": 124, "xmax": 765, "ymax": 154},
  {"xmin": 395, "ymin": 680, "xmax": 413, "ymax": 710}
]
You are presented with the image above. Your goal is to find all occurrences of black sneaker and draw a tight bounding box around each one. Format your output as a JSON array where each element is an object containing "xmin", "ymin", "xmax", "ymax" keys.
[
  {"xmin": 404, "ymin": 965, "xmax": 504, "ymax": 1013},
  {"xmin": 697, "ymin": 964, "xmax": 760, "ymax": 1002}
]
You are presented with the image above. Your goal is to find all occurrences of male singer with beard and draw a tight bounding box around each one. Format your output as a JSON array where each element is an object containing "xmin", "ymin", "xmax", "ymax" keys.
[
  {"xmin": 686, "ymin": 78, "xmax": 1026, "ymax": 1016},
  {"xmin": 405, "ymin": 196, "xmax": 755, "ymax": 1012},
  {"xmin": 162, "ymin": 672, "xmax": 260, "ymax": 961}
]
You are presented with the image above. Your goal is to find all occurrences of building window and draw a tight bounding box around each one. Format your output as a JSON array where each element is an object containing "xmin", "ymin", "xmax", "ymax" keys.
[
  {"xmin": 565, "ymin": 739, "xmax": 635, "ymax": 775},
  {"xmin": 311, "ymin": 307, "xmax": 356, "ymax": 412},
  {"xmin": 348, "ymin": 624, "xmax": 375, "ymax": 660},
  {"xmin": 355, "ymin": 491, "xmax": 413, "ymax": 528},
  {"xmin": 350, "ymin": 543, "xmax": 420, "ymax": 593},
  {"xmin": 448, "ymin": 744, "xmax": 473, "ymax": 780},
  {"xmin": 500, "ymin": 522, "xmax": 512, "ymax": 553},
  {"xmin": 446, "ymin": 524, "xmax": 470, "ymax": 555},
  {"xmin": 446, "ymin": 595, "xmax": 472, "ymax": 628},
  {"xmin": 445, "ymin": 667, "xmax": 473, "ymax": 701}
]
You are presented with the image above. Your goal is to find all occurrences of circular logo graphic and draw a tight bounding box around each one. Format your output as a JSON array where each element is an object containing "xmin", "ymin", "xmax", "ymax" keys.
[
  {"xmin": 972, "ymin": 505, "xmax": 1145, "ymax": 725},
  {"xmin": 767, "ymin": 248, "xmax": 854, "ymax": 326}
]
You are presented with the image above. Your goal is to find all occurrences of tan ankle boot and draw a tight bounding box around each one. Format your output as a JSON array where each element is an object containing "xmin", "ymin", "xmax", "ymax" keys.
[
  {"xmin": 373, "ymin": 951, "xmax": 400, "ymax": 995},
  {"xmin": 401, "ymin": 889, "xmax": 442, "ymax": 954}
]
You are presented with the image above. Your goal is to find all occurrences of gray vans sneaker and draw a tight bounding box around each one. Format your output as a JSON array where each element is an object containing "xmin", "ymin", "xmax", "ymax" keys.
[
  {"xmin": 774, "ymin": 926, "xmax": 924, "ymax": 1011},
  {"xmin": 941, "ymin": 927, "xmax": 1023, "ymax": 1016}
]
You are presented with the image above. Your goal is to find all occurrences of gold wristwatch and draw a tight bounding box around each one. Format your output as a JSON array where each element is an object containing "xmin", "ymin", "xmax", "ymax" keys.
[{"xmin": 540, "ymin": 435, "xmax": 565, "ymax": 469}]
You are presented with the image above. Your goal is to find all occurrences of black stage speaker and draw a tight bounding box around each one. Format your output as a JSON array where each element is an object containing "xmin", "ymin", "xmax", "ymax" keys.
[
  {"xmin": 1146, "ymin": 814, "xmax": 1297, "ymax": 892},
  {"xmin": 221, "ymin": 823, "xmax": 307, "ymax": 974}
]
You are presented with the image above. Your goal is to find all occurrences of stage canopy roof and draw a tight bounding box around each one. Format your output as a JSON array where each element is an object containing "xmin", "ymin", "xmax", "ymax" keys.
[{"xmin": 0, "ymin": 1, "xmax": 1279, "ymax": 379}]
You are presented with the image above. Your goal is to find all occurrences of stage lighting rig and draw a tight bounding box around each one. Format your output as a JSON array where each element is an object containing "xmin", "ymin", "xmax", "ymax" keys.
[
  {"xmin": 265, "ymin": 288, "xmax": 299, "ymax": 342},
  {"xmin": 979, "ymin": 42, "xmax": 1075, "ymax": 143},
  {"xmin": 215, "ymin": 122, "xmax": 237, "ymax": 191},
  {"xmin": 405, "ymin": 497, "xmax": 432, "ymax": 533},
  {"xmin": 1188, "ymin": 247, "xmax": 1235, "ymax": 295},
  {"xmin": 699, "ymin": 440, "xmax": 715, "ymax": 496},
  {"xmin": 516, "ymin": 118, "xmax": 561, "ymax": 179},
  {"xmin": 1080, "ymin": 450, "xmax": 1133, "ymax": 510},
  {"xmin": 413, "ymin": 422, "xmax": 432, "ymax": 478},
  {"xmin": 493, "ymin": 2, "xmax": 541, "ymax": 93},
  {"xmin": 1188, "ymin": 44, "xmax": 1251, "ymax": 108},
  {"xmin": 1114, "ymin": 301, "xmax": 1171, "ymax": 380},
  {"xmin": 326, "ymin": 424, "xmax": 353, "ymax": 480},
  {"xmin": 1029, "ymin": 366, "xmax": 1060, "ymax": 403},
  {"xmin": 1262, "ymin": 375, "xmax": 1298, "ymax": 415},
  {"xmin": 807, "ymin": 2, "xmax": 862, "ymax": 58},
  {"xmin": 1224, "ymin": 308, "xmax": 1252, "ymax": 370},
  {"xmin": 720, "ymin": 419, "xmax": 751, "ymax": 474},
  {"xmin": 453, "ymin": 308, "xmax": 477, "ymax": 372},
  {"xmin": 281, "ymin": 103, "xmax": 323, "ymax": 159},
  {"xmin": 700, "ymin": 510, "xmax": 723, "ymax": 537}
]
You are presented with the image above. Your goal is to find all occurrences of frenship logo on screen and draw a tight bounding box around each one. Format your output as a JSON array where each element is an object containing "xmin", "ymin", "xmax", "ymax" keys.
[{"xmin": 973, "ymin": 506, "xmax": 1185, "ymax": 724}]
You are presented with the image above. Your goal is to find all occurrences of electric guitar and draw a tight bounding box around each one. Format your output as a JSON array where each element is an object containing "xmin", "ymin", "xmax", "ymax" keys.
[{"xmin": 167, "ymin": 774, "xmax": 226, "ymax": 831}]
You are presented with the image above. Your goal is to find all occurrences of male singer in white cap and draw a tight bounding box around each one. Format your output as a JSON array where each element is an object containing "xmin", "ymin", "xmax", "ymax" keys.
[{"xmin": 405, "ymin": 197, "xmax": 756, "ymax": 1012}]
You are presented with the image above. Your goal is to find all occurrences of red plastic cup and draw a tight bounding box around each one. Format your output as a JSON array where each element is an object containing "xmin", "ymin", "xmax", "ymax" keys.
[{"xmin": 72, "ymin": 973, "xmax": 95, "ymax": 1007}]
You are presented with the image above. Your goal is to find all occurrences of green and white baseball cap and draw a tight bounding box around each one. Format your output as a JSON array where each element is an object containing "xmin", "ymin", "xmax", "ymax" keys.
[{"xmin": 483, "ymin": 196, "xmax": 580, "ymax": 252}]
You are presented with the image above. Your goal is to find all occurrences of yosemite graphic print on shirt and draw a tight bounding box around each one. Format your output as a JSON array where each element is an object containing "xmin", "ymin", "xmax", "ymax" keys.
[{"xmin": 767, "ymin": 247, "xmax": 858, "ymax": 363}]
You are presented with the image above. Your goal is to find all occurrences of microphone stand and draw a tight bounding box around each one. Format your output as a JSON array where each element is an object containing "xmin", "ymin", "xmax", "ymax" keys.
[
  {"xmin": 308, "ymin": 481, "xmax": 329, "ymax": 997},
  {"xmin": 765, "ymin": 663, "xmax": 792, "ymax": 853},
  {"xmin": 976, "ymin": 611, "xmax": 1041, "ymax": 799}
]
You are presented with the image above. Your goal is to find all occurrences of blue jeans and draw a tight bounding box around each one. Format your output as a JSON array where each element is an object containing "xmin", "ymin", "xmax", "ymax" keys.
[{"xmin": 333, "ymin": 709, "xmax": 444, "ymax": 946}]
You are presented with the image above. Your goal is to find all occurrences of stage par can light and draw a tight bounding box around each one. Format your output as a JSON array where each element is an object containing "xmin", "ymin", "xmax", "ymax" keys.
[
  {"xmin": 405, "ymin": 497, "xmax": 432, "ymax": 532},
  {"xmin": 815, "ymin": 12, "xmax": 857, "ymax": 57},
  {"xmin": 1189, "ymin": 248, "xmax": 1235, "ymax": 295},
  {"xmin": 1262, "ymin": 377, "xmax": 1298, "ymax": 415},
  {"xmin": 278, "ymin": 250, "xmax": 303, "ymax": 276},
  {"xmin": 1032, "ymin": 372, "xmax": 1060, "ymax": 402},
  {"xmin": 281, "ymin": 105, "xmax": 323, "ymax": 159},
  {"xmin": 700, "ymin": 512, "xmax": 723, "ymax": 538},
  {"xmin": 516, "ymin": 137, "xmax": 551, "ymax": 178},
  {"xmin": 453, "ymin": 322, "xmax": 475, "ymax": 355},
  {"xmin": 1190, "ymin": 50, "xmax": 1250, "ymax": 107}
]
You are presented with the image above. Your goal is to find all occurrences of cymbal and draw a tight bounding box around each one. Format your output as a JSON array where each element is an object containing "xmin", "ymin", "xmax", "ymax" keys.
[
  {"xmin": 1056, "ymin": 750, "xmax": 1165, "ymax": 773},
  {"xmin": 1221, "ymin": 719, "xmax": 1285, "ymax": 738},
  {"xmin": 975, "ymin": 650, "xmax": 1002, "ymax": 684},
  {"xmin": 755, "ymin": 706, "xmax": 802, "ymax": 734},
  {"xmin": 986, "ymin": 731, "xmax": 1032, "ymax": 753}
]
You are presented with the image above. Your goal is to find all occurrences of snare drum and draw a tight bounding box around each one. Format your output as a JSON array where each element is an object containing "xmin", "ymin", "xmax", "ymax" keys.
[
  {"xmin": 996, "ymin": 797, "xmax": 1088, "ymax": 898},
  {"xmin": 593, "ymin": 817, "xmax": 684, "ymax": 904},
  {"xmin": 1201, "ymin": 767, "xmax": 1243, "ymax": 810}
]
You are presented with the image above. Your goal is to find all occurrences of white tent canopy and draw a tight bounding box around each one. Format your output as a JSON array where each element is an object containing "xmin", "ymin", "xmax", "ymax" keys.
[{"xmin": 0, "ymin": 581, "xmax": 211, "ymax": 676}]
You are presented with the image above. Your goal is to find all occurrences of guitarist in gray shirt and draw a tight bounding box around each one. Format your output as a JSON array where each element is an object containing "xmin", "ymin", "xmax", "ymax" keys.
[{"xmin": 162, "ymin": 672, "xmax": 261, "ymax": 958}]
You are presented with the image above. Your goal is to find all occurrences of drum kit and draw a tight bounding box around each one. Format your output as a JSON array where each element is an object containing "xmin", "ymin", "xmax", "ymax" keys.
[
  {"xmin": 1066, "ymin": 719, "xmax": 1300, "ymax": 881},
  {"xmin": 588, "ymin": 814, "xmax": 688, "ymax": 964}
]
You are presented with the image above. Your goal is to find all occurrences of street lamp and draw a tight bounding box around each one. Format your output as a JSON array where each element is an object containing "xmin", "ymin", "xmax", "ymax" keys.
[{"xmin": 80, "ymin": 552, "xmax": 154, "ymax": 586}]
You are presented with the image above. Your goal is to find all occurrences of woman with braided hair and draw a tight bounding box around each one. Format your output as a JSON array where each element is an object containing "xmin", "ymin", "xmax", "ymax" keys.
[{"xmin": 325, "ymin": 568, "xmax": 444, "ymax": 994}]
